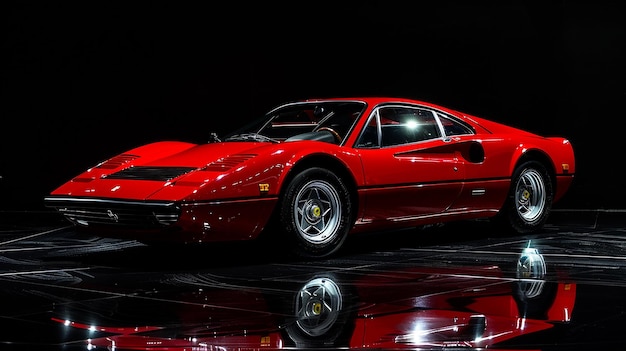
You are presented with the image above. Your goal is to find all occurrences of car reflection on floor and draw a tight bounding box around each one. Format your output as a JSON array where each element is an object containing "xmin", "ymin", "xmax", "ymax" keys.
[
  {"xmin": 1, "ymin": 210, "xmax": 626, "ymax": 350},
  {"xmin": 46, "ymin": 244, "xmax": 574, "ymax": 350}
]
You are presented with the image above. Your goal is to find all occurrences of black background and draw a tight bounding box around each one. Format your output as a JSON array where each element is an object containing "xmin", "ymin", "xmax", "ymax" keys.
[{"xmin": 2, "ymin": 1, "xmax": 624, "ymax": 211}]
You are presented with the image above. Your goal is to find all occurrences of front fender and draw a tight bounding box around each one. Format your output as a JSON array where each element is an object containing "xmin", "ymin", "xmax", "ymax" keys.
[
  {"xmin": 177, "ymin": 141, "xmax": 364, "ymax": 203},
  {"xmin": 273, "ymin": 142, "xmax": 366, "ymax": 194}
]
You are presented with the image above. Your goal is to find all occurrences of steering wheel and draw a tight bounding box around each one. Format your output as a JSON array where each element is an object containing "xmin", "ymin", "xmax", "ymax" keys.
[{"xmin": 316, "ymin": 127, "xmax": 342, "ymax": 144}]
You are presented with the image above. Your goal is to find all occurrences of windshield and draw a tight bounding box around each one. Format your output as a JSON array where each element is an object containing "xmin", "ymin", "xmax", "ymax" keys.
[{"xmin": 225, "ymin": 101, "xmax": 366, "ymax": 142}]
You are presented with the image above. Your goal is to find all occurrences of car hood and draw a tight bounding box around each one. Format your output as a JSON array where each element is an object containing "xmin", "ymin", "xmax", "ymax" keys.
[
  {"xmin": 50, "ymin": 141, "xmax": 277, "ymax": 201},
  {"xmin": 142, "ymin": 142, "xmax": 262, "ymax": 167}
]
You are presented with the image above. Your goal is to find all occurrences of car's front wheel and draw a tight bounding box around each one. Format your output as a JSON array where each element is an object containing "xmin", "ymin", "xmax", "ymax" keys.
[
  {"xmin": 497, "ymin": 161, "xmax": 554, "ymax": 234},
  {"xmin": 279, "ymin": 167, "xmax": 352, "ymax": 258}
]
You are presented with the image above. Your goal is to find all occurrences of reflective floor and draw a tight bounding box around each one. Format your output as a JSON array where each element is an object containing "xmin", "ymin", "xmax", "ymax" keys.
[{"xmin": 1, "ymin": 209, "xmax": 625, "ymax": 350}]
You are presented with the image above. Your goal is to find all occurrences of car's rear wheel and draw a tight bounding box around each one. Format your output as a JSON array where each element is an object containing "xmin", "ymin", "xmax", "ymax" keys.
[
  {"xmin": 497, "ymin": 161, "xmax": 553, "ymax": 234},
  {"xmin": 280, "ymin": 167, "xmax": 352, "ymax": 258}
]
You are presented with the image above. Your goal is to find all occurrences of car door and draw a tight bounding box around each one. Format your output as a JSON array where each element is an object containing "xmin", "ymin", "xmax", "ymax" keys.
[{"xmin": 353, "ymin": 105, "xmax": 466, "ymax": 225}]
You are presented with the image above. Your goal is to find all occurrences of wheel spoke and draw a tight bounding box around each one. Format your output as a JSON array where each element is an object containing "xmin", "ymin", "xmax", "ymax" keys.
[
  {"xmin": 322, "ymin": 300, "xmax": 333, "ymax": 313},
  {"xmin": 320, "ymin": 201, "xmax": 332, "ymax": 216},
  {"xmin": 313, "ymin": 220, "xmax": 325, "ymax": 234},
  {"xmin": 312, "ymin": 187, "xmax": 321, "ymax": 200}
]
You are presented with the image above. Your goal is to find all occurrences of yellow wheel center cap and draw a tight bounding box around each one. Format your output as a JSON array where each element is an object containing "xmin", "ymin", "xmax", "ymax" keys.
[
  {"xmin": 312, "ymin": 302, "xmax": 322, "ymax": 315},
  {"xmin": 312, "ymin": 206, "xmax": 321, "ymax": 218},
  {"xmin": 522, "ymin": 189, "xmax": 530, "ymax": 201}
]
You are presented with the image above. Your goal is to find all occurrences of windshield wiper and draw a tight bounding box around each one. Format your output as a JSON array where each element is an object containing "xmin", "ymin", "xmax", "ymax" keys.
[{"xmin": 224, "ymin": 133, "xmax": 279, "ymax": 143}]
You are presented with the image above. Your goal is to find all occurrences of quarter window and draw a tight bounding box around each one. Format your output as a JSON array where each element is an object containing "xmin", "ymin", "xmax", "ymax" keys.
[{"xmin": 437, "ymin": 112, "xmax": 474, "ymax": 136}]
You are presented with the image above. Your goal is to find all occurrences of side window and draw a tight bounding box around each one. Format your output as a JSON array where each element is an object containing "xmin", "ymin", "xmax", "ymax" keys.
[
  {"xmin": 379, "ymin": 107, "xmax": 441, "ymax": 147},
  {"xmin": 437, "ymin": 112, "xmax": 474, "ymax": 136}
]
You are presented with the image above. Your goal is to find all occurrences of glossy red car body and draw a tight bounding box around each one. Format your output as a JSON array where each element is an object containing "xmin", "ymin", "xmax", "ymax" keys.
[{"xmin": 45, "ymin": 97, "xmax": 575, "ymax": 257}]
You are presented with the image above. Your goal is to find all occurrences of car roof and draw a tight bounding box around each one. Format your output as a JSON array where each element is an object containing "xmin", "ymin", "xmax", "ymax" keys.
[{"xmin": 302, "ymin": 96, "xmax": 463, "ymax": 115}]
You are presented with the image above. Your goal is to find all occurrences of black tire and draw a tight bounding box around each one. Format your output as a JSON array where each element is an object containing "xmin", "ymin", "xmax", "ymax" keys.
[
  {"xmin": 496, "ymin": 161, "xmax": 553, "ymax": 234},
  {"xmin": 279, "ymin": 167, "xmax": 352, "ymax": 258}
]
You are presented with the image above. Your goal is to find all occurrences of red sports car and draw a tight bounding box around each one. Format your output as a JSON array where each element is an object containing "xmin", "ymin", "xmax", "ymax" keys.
[{"xmin": 44, "ymin": 97, "xmax": 576, "ymax": 257}]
